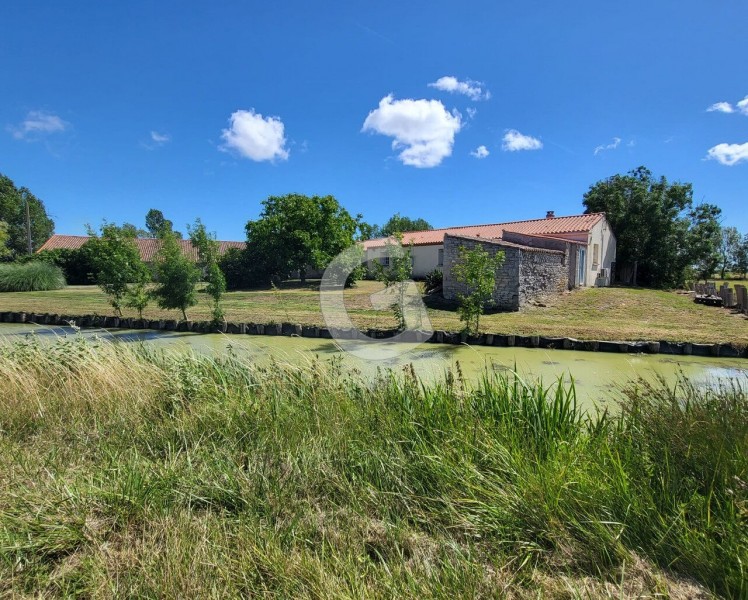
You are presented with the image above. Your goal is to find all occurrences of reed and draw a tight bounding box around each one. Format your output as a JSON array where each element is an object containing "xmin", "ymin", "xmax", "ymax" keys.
[
  {"xmin": 0, "ymin": 336, "xmax": 745, "ymax": 598},
  {"xmin": 0, "ymin": 261, "xmax": 66, "ymax": 292}
]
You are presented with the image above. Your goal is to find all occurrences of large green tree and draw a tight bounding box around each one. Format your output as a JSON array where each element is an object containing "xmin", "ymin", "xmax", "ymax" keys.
[
  {"xmin": 0, "ymin": 173, "xmax": 55, "ymax": 256},
  {"xmin": 379, "ymin": 213, "xmax": 432, "ymax": 237},
  {"xmin": 583, "ymin": 167, "xmax": 720, "ymax": 287},
  {"xmin": 245, "ymin": 194, "xmax": 360, "ymax": 283}
]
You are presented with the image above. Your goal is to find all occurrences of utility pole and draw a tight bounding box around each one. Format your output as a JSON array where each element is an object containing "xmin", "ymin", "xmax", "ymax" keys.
[{"xmin": 24, "ymin": 193, "xmax": 33, "ymax": 255}]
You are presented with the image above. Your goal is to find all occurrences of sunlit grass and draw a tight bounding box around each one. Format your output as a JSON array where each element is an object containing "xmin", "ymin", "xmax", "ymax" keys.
[
  {"xmin": 0, "ymin": 336, "xmax": 745, "ymax": 597},
  {"xmin": 0, "ymin": 281, "xmax": 746, "ymax": 344}
]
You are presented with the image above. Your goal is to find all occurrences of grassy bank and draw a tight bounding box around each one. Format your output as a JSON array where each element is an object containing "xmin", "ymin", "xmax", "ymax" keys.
[
  {"xmin": 1, "ymin": 281, "xmax": 747, "ymax": 344},
  {"xmin": 0, "ymin": 337, "xmax": 745, "ymax": 597}
]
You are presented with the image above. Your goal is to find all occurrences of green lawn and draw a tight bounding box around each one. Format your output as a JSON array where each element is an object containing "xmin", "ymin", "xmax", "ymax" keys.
[{"xmin": 1, "ymin": 281, "xmax": 747, "ymax": 345}]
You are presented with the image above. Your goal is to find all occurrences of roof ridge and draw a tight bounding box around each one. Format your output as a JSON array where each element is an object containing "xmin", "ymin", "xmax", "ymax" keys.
[{"xmin": 369, "ymin": 212, "xmax": 604, "ymax": 237}]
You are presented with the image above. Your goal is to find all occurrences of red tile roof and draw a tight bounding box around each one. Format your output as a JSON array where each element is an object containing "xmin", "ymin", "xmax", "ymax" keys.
[
  {"xmin": 362, "ymin": 213, "xmax": 604, "ymax": 249},
  {"xmin": 37, "ymin": 235, "xmax": 245, "ymax": 262}
]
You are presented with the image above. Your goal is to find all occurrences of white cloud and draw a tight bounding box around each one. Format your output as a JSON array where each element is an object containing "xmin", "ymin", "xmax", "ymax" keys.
[
  {"xmin": 428, "ymin": 76, "xmax": 490, "ymax": 101},
  {"xmin": 706, "ymin": 142, "xmax": 748, "ymax": 166},
  {"xmin": 594, "ymin": 137, "xmax": 621, "ymax": 155},
  {"xmin": 362, "ymin": 95, "xmax": 462, "ymax": 168},
  {"xmin": 466, "ymin": 107, "xmax": 477, "ymax": 119},
  {"xmin": 738, "ymin": 96, "xmax": 748, "ymax": 116},
  {"xmin": 706, "ymin": 101, "xmax": 734, "ymax": 114},
  {"xmin": 501, "ymin": 129, "xmax": 542, "ymax": 152},
  {"xmin": 10, "ymin": 110, "xmax": 68, "ymax": 140},
  {"xmin": 150, "ymin": 131, "xmax": 171, "ymax": 145},
  {"xmin": 220, "ymin": 109, "xmax": 289, "ymax": 162},
  {"xmin": 470, "ymin": 145, "xmax": 489, "ymax": 159}
]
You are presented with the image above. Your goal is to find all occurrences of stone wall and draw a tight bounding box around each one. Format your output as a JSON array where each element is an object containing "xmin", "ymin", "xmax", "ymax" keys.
[
  {"xmin": 442, "ymin": 234, "xmax": 568, "ymax": 311},
  {"xmin": 443, "ymin": 234, "xmax": 521, "ymax": 310},
  {"xmin": 518, "ymin": 247, "xmax": 568, "ymax": 305},
  {"xmin": 502, "ymin": 231, "xmax": 578, "ymax": 289}
]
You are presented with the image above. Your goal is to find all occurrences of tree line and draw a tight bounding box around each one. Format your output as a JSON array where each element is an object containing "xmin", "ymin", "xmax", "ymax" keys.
[{"xmin": 2, "ymin": 168, "xmax": 747, "ymax": 314}]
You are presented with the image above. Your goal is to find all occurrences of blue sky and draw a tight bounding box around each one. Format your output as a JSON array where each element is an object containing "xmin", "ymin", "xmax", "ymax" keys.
[{"xmin": 1, "ymin": 0, "xmax": 746, "ymax": 241}]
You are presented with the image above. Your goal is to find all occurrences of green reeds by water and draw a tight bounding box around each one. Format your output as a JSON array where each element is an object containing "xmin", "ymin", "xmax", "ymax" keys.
[
  {"xmin": 0, "ymin": 261, "xmax": 66, "ymax": 292},
  {"xmin": 0, "ymin": 335, "xmax": 745, "ymax": 598}
]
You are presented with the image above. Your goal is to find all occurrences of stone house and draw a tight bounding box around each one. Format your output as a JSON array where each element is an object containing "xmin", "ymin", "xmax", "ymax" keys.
[{"xmin": 363, "ymin": 211, "xmax": 616, "ymax": 288}]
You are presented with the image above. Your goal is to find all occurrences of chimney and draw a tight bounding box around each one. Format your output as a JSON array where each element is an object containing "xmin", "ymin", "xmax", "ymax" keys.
[{"xmin": 546, "ymin": 210, "xmax": 555, "ymax": 219}]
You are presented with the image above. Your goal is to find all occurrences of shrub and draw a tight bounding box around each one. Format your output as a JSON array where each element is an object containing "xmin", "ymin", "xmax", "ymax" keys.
[
  {"xmin": 26, "ymin": 247, "xmax": 97, "ymax": 285},
  {"xmin": 424, "ymin": 268, "xmax": 443, "ymax": 294},
  {"xmin": 0, "ymin": 261, "xmax": 66, "ymax": 291}
]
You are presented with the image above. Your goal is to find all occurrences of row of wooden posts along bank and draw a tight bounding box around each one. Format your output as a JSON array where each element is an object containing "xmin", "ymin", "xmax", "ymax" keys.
[{"xmin": 1, "ymin": 310, "xmax": 747, "ymax": 359}]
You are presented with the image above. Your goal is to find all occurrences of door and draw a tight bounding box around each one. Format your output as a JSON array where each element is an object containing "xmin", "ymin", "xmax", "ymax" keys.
[{"xmin": 577, "ymin": 248, "xmax": 586, "ymax": 286}]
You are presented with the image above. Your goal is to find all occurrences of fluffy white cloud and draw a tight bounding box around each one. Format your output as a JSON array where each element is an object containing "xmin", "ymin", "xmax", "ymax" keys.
[
  {"xmin": 594, "ymin": 137, "xmax": 621, "ymax": 155},
  {"xmin": 150, "ymin": 131, "xmax": 171, "ymax": 145},
  {"xmin": 501, "ymin": 129, "xmax": 542, "ymax": 152},
  {"xmin": 738, "ymin": 96, "xmax": 748, "ymax": 116},
  {"xmin": 466, "ymin": 107, "xmax": 477, "ymax": 119},
  {"xmin": 362, "ymin": 95, "xmax": 462, "ymax": 168},
  {"xmin": 470, "ymin": 145, "xmax": 489, "ymax": 159},
  {"xmin": 706, "ymin": 142, "xmax": 748, "ymax": 166},
  {"xmin": 428, "ymin": 76, "xmax": 490, "ymax": 101},
  {"xmin": 706, "ymin": 101, "xmax": 734, "ymax": 114},
  {"xmin": 10, "ymin": 110, "xmax": 68, "ymax": 140},
  {"xmin": 220, "ymin": 109, "xmax": 289, "ymax": 162}
]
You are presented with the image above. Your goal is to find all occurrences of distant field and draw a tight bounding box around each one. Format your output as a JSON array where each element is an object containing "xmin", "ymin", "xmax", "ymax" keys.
[{"xmin": 0, "ymin": 281, "xmax": 747, "ymax": 345}]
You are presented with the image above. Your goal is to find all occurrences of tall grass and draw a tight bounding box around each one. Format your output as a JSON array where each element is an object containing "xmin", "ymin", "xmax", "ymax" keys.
[
  {"xmin": 0, "ymin": 336, "xmax": 745, "ymax": 598},
  {"xmin": 0, "ymin": 261, "xmax": 66, "ymax": 292}
]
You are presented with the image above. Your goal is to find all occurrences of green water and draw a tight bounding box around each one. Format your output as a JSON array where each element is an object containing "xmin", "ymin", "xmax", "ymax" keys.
[{"xmin": 1, "ymin": 323, "xmax": 745, "ymax": 411}]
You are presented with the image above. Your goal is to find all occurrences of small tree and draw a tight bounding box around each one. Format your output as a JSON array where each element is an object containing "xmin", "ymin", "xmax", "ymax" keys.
[
  {"xmin": 152, "ymin": 230, "xmax": 201, "ymax": 320},
  {"xmin": 719, "ymin": 226, "xmax": 742, "ymax": 278},
  {"xmin": 374, "ymin": 234, "xmax": 413, "ymax": 329},
  {"xmin": 453, "ymin": 244, "xmax": 505, "ymax": 334},
  {"xmin": 188, "ymin": 219, "xmax": 226, "ymax": 324},
  {"xmin": 86, "ymin": 223, "xmax": 151, "ymax": 316},
  {"xmin": 124, "ymin": 282, "xmax": 150, "ymax": 319}
]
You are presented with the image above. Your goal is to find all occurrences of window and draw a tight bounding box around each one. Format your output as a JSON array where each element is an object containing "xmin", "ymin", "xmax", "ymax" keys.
[
  {"xmin": 438, "ymin": 248, "xmax": 444, "ymax": 267},
  {"xmin": 379, "ymin": 256, "xmax": 390, "ymax": 267},
  {"xmin": 592, "ymin": 243, "xmax": 599, "ymax": 269}
]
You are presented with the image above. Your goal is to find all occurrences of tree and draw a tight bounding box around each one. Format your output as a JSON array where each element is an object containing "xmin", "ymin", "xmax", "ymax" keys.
[
  {"xmin": 688, "ymin": 203, "xmax": 722, "ymax": 281},
  {"xmin": 145, "ymin": 208, "xmax": 182, "ymax": 239},
  {"xmin": 0, "ymin": 221, "xmax": 10, "ymax": 260},
  {"xmin": 86, "ymin": 223, "xmax": 151, "ymax": 316},
  {"xmin": 374, "ymin": 234, "xmax": 415, "ymax": 330},
  {"xmin": 735, "ymin": 234, "xmax": 748, "ymax": 278},
  {"xmin": 452, "ymin": 244, "xmax": 505, "ymax": 334},
  {"xmin": 379, "ymin": 213, "xmax": 432, "ymax": 237},
  {"xmin": 188, "ymin": 219, "xmax": 226, "ymax": 324},
  {"xmin": 0, "ymin": 173, "xmax": 55, "ymax": 257},
  {"xmin": 245, "ymin": 194, "xmax": 360, "ymax": 283},
  {"xmin": 121, "ymin": 222, "xmax": 149, "ymax": 238},
  {"xmin": 152, "ymin": 230, "xmax": 201, "ymax": 320},
  {"xmin": 356, "ymin": 220, "xmax": 381, "ymax": 241},
  {"xmin": 583, "ymin": 166, "xmax": 710, "ymax": 288},
  {"xmin": 719, "ymin": 226, "xmax": 742, "ymax": 278}
]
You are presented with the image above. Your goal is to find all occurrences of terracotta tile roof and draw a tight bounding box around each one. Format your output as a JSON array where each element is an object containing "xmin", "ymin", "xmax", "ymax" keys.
[
  {"xmin": 37, "ymin": 235, "xmax": 245, "ymax": 262},
  {"xmin": 362, "ymin": 212, "xmax": 604, "ymax": 249},
  {"xmin": 444, "ymin": 233, "xmax": 565, "ymax": 254}
]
